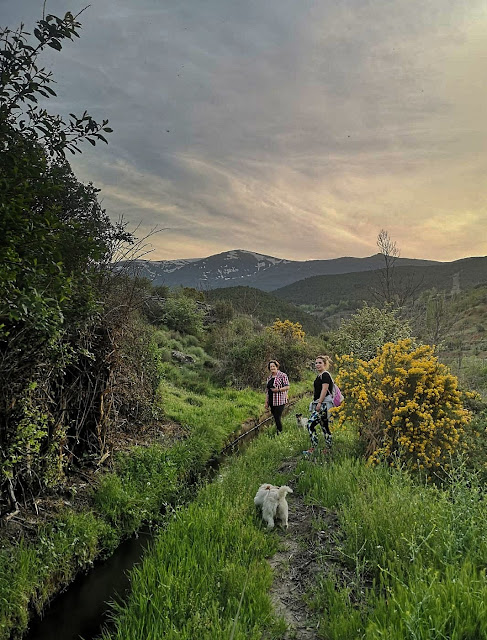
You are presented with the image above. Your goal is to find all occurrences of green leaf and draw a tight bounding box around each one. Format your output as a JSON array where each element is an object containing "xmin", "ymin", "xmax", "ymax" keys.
[{"xmin": 47, "ymin": 39, "xmax": 62, "ymax": 51}]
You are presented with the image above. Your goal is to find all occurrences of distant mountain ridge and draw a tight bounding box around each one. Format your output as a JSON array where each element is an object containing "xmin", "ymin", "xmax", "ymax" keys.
[
  {"xmin": 125, "ymin": 249, "xmax": 439, "ymax": 291},
  {"xmin": 274, "ymin": 256, "xmax": 487, "ymax": 311}
]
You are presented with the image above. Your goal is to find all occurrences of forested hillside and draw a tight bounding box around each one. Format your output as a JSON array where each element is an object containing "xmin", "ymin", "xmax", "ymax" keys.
[
  {"xmin": 275, "ymin": 256, "xmax": 487, "ymax": 314},
  {"xmin": 204, "ymin": 285, "xmax": 324, "ymax": 334}
]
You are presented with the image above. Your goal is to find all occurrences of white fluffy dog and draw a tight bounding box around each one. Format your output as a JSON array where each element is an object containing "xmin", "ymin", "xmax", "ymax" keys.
[{"xmin": 254, "ymin": 483, "xmax": 293, "ymax": 530}]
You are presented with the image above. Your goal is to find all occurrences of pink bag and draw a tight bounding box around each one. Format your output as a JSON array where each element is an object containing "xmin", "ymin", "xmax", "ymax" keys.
[{"xmin": 330, "ymin": 383, "xmax": 344, "ymax": 407}]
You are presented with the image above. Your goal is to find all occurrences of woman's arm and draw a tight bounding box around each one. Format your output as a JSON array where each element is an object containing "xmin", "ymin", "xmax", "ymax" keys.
[
  {"xmin": 316, "ymin": 381, "xmax": 329, "ymax": 409},
  {"xmin": 272, "ymin": 372, "xmax": 289, "ymax": 392}
]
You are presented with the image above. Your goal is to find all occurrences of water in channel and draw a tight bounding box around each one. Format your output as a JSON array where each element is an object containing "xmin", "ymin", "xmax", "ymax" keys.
[{"xmin": 25, "ymin": 527, "xmax": 152, "ymax": 640}]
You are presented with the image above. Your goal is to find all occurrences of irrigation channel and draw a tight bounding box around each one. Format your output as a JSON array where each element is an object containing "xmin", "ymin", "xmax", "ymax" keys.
[{"xmin": 24, "ymin": 404, "xmax": 297, "ymax": 640}]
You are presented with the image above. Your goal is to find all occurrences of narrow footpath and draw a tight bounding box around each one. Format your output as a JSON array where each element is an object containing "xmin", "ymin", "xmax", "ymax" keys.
[{"xmin": 267, "ymin": 459, "xmax": 351, "ymax": 639}]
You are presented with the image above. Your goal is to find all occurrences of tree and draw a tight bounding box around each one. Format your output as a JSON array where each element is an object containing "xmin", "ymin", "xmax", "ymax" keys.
[
  {"xmin": 333, "ymin": 304, "xmax": 412, "ymax": 361},
  {"xmin": 373, "ymin": 229, "xmax": 423, "ymax": 307},
  {"xmin": 376, "ymin": 229, "xmax": 399, "ymax": 305},
  {"xmin": 1, "ymin": 10, "xmax": 112, "ymax": 157},
  {"xmin": 423, "ymin": 288, "xmax": 455, "ymax": 347},
  {"xmin": 0, "ymin": 11, "xmax": 119, "ymax": 346},
  {"xmin": 0, "ymin": 11, "xmax": 132, "ymax": 512}
]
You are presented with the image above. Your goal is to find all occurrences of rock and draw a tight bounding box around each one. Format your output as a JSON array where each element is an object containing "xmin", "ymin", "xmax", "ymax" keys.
[{"xmin": 171, "ymin": 350, "xmax": 195, "ymax": 363}]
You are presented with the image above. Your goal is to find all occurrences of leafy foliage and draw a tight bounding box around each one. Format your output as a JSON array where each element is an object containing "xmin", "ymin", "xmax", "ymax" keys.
[
  {"xmin": 162, "ymin": 294, "xmax": 205, "ymax": 335},
  {"xmin": 207, "ymin": 315, "xmax": 312, "ymax": 388},
  {"xmin": 332, "ymin": 304, "xmax": 412, "ymax": 360},
  {"xmin": 0, "ymin": 12, "xmax": 140, "ymax": 508},
  {"xmin": 335, "ymin": 339, "xmax": 470, "ymax": 470},
  {"xmin": 205, "ymin": 285, "xmax": 323, "ymax": 334},
  {"xmin": 1, "ymin": 12, "xmax": 112, "ymax": 157}
]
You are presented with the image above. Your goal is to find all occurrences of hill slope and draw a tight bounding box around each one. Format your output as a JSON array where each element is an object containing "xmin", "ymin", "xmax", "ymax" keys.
[
  {"xmin": 274, "ymin": 256, "xmax": 487, "ymax": 312},
  {"xmin": 205, "ymin": 286, "xmax": 324, "ymax": 334}
]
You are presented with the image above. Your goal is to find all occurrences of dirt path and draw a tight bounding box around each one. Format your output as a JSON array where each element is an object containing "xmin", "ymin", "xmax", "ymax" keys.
[{"xmin": 266, "ymin": 461, "xmax": 346, "ymax": 639}]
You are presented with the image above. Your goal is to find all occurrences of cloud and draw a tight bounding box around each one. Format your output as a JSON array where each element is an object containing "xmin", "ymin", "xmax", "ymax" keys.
[{"xmin": 4, "ymin": 0, "xmax": 487, "ymax": 261}]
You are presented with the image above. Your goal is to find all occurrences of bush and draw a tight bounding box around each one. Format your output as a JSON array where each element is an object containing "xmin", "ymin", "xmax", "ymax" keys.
[
  {"xmin": 213, "ymin": 320, "xmax": 311, "ymax": 388},
  {"xmin": 267, "ymin": 318, "xmax": 305, "ymax": 342},
  {"xmin": 335, "ymin": 339, "xmax": 470, "ymax": 471},
  {"xmin": 212, "ymin": 300, "xmax": 235, "ymax": 324},
  {"xmin": 162, "ymin": 296, "xmax": 204, "ymax": 335},
  {"xmin": 333, "ymin": 304, "xmax": 412, "ymax": 360}
]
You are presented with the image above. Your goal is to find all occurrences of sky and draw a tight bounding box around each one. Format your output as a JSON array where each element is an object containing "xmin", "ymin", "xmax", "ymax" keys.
[{"xmin": 3, "ymin": 0, "xmax": 487, "ymax": 262}]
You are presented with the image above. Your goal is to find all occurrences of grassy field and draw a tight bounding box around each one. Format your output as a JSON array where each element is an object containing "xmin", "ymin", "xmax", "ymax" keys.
[
  {"xmin": 0, "ymin": 371, "xmax": 310, "ymax": 640},
  {"xmin": 100, "ymin": 401, "xmax": 487, "ymax": 640}
]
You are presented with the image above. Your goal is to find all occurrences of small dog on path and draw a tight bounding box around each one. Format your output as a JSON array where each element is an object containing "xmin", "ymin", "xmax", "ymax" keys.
[{"xmin": 254, "ymin": 483, "xmax": 293, "ymax": 530}]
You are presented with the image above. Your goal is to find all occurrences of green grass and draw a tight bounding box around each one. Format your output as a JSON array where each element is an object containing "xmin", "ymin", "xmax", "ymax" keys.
[
  {"xmin": 101, "ymin": 411, "xmax": 305, "ymax": 640},
  {"xmin": 12, "ymin": 344, "xmax": 487, "ymax": 640},
  {"xmin": 0, "ymin": 510, "xmax": 112, "ymax": 639},
  {"xmin": 100, "ymin": 407, "xmax": 487, "ymax": 640},
  {"xmin": 296, "ymin": 431, "xmax": 487, "ymax": 639},
  {"xmin": 0, "ymin": 372, "xmax": 309, "ymax": 640}
]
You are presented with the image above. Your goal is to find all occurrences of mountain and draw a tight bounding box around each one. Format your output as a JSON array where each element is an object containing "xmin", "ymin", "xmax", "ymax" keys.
[
  {"xmin": 274, "ymin": 256, "xmax": 487, "ymax": 312},
  {"xmin": 124, "ymin": 249, "xmax": 439, "ymax": 291}
]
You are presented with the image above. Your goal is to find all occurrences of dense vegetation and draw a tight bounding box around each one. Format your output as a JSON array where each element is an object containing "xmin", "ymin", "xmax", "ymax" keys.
[
  {"xmin": 0, "ymin": 12, "xmax": 138, "ymax": 512},
  {"xmin": 204, "ymin": 285, "xmax": 323, "ymax": 335}
]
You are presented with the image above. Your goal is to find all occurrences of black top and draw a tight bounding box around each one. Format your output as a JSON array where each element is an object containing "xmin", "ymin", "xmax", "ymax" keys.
[
  {"xmin": 313, "ymin": 372, "xmax": 333, "ymax": 401},
  {"xmin": 267, "ymin": 377, "xmax": 275, "ymax": 407}
]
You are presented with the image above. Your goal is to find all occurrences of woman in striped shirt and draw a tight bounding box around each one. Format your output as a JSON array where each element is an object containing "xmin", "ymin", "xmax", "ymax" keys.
[{"xmin": 265, "ymin": 360, "xmax": 290, "ymax": 434}]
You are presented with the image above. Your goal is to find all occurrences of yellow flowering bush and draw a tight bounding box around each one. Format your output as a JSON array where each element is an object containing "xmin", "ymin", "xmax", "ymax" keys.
[
  {"xmin": 267, "ymin": 318, "xmax": 306, "ymax": 342},
  {"xmin": 335, "ymin": 339, "xmax": 470, "ymax": 470}
]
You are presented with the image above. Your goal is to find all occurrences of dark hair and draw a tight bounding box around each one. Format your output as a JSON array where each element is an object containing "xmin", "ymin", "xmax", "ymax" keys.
[{"xmin": 267, "ymin": 360, "xmax": 280, "ymax": 370}]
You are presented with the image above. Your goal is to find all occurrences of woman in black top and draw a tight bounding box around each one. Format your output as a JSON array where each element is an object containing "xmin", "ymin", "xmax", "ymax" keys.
[{"xmin": 305, "ymin": 355, "xmax": 333, "ymax": 451}]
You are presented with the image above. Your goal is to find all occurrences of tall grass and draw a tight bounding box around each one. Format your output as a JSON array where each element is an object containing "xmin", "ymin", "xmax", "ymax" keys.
[
  {"xmin": 0, "ymin": 511, "xmax": 111, "ymax": 639},
  {"xmin": 94, "ymin": 402, "xmax": 487, "ymax": 640},
  {"xmin": 297, "ymin": 432, "xmax": 487, "ymax": 639},
  {"xmin": 1, "ymin": 378, "xmax": 307, "ymax": 639},
  {"xmin": 100, "ymin": 411, "xmax": 309, "ymax": 640}
]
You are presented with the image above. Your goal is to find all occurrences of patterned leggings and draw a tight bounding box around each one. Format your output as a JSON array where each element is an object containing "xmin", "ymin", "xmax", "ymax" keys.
[{"xmin": 307, "ymin": 404, "xmax": 332, "ymax": 448}]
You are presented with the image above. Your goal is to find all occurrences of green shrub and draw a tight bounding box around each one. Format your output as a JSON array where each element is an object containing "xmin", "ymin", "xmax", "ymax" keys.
[
  {"xmin": 209, "ymin": 316, "xmax": 311, "ymax": 388},
  {"xmin": 333, "ymin": 304, "xmax": 412, "ymax": 360},
  {"xmin": 162, "ymin": 296, "xmax": 204, "ymax": 335},
  {"xmin": 153, "ymin": 329, "xmax": 170, "ymax": 347}
]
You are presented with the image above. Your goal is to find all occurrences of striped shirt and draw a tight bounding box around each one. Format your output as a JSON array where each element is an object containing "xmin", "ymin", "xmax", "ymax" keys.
[{"xmin": 266, "ymin": 370, "xmax": 289, "ymax": 407}]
